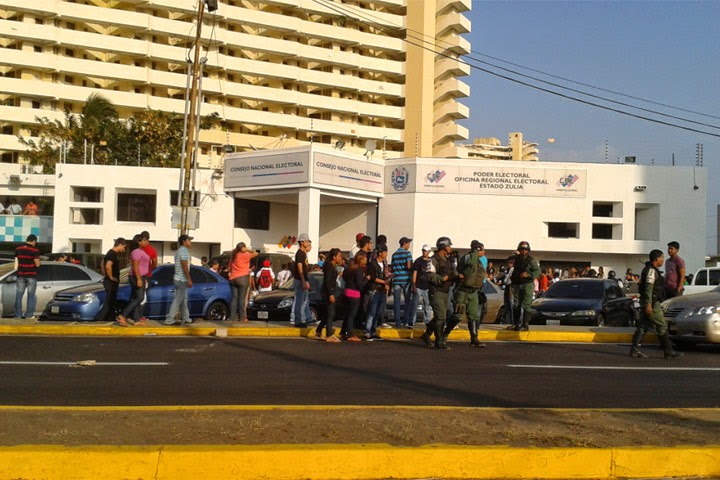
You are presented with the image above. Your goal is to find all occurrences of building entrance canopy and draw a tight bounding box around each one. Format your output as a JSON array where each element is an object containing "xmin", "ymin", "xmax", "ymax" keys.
[{"xmin": 224, "ymin": 145, "xmax": 384, "ymax": 200}]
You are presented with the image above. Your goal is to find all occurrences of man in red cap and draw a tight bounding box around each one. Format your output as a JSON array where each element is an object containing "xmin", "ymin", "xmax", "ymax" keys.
[
  {"xmin": 255, "ymin": 259, "xmax": 276, "ymax": 293},
  {"xmin": 350, "ymin": 232, "xmax": 365, "ymax": 258}
]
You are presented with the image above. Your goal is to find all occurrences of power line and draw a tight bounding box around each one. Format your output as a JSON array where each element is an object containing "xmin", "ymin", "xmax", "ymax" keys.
[{"xmin": 311, "ymin": 0, "xmax": 720, "ymax": 137}]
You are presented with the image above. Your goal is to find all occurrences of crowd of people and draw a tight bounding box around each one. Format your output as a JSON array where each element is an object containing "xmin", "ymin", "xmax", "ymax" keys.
[{"xmin": 0, "ymin": 197, "xmax": 39, "ymax": 215}]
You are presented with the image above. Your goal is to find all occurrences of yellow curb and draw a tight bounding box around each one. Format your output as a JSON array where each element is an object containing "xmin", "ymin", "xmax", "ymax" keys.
[
  {"xmin": 1, "ymin": 444, "xmax": 718, "ymax": 479},
  {"xmin": 0, "ymin": 324, "xmax": 655, "ymax": 343}
]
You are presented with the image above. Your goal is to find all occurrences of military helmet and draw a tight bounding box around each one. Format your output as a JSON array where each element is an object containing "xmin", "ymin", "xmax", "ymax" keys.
[
  {"xmin": 470, "ymin": 239, "xmax": 483, "ymax": 251},
  {"xmin": 436, "ymin": 236, "xmax": 453, "ymax": 250},
  {"xmin": 517, "ymin": 240, "xmax": 531, "ymax": 251}
]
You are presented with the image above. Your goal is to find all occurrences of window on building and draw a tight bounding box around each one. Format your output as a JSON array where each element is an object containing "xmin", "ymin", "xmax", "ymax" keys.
[
  {"xmin": 72, "ymin": 186, "xmax": 102, "ymax": 202},
  {"xmin": 634, "ymin": 203, "xmax": 659, "ymax": 241},
  {"xmin": 592, "ymin": 223, "xmax": 622, "ymax": 240},
  {"xmin": 70, "ymin": 208, "xmax": 102, "ymax": 225},
  {"xmin": 117, "ymin": 192, "xmax": 156, "ymax": 223},
  {"xmin": 234, "ymin": 198, "xmax": 269, "ymax": 230},
  {"xmin": 547, "ymin": 222, "xmax": 579, "ymax": 239}
]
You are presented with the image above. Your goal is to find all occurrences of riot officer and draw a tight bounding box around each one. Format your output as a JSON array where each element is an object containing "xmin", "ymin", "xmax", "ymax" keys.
[
  {"xmin": 510, "ymin": 241, "xmax": 541, "ymax": 331},
  {"xmin": 420, "ymin": 236, "xmax": 457, "ymax": 350},
  {"xmin": 445, "ymin": 239, "xmax": 487, "ymax": 348},
  {"xmin": 630, "ymin": 249, "xmax": 683, "ymax": 359}
]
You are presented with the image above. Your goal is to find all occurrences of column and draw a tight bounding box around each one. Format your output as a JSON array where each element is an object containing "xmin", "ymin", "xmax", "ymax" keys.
[{"xmin": 297, "ymin": 187, "xmax": 321, "ymax": 263}]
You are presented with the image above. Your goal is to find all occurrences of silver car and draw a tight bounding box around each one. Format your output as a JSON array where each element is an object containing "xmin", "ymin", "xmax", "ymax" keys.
[
  {"xmin": 0, "ymin": 262, "xmax": 103, "ymax": 317},
  {"xmin": 661, "ymin": 288, "xmax": 720, "ymax": 346}
]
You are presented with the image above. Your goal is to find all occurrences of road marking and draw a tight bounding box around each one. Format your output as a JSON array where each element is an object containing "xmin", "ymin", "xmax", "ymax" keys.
[
  {"xmin": 509, "ymin": 364, "xmax": 720, "ymax": 371},
  {"xmin": 0, "ymin": 361, "xmax": 169, "ymax": 366}
]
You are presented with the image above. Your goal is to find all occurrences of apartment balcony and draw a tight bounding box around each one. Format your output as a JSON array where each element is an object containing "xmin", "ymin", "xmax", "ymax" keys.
[
  {"xmin": 0, "ymin": 215, "xmax": 54, "ymax": 244},
  {"xmin": 436, "ymin": 11, "xmax": 471, "ymax": 37},
  {"xmin": 437, "ymin": 0, "xmax": 471, "ymax": 15}
]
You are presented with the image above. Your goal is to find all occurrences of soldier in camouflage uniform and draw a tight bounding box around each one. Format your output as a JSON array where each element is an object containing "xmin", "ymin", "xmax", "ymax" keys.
[
  {"xmin": 421, "ymin": 236, "xmax": 457, "ymax": 350},
  {"xmin": 510, "ymin": 241, "xmax": 541, "ymax": 331},
  {"xmin": 445, "ymin": 239, "xmax": 487, "ymax": 348}
]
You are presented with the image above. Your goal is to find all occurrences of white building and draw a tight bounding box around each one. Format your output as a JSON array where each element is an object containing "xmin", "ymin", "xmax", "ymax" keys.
[{"xmin": 0, "ymin": 146, "xmax": 707, "ymax": 277}]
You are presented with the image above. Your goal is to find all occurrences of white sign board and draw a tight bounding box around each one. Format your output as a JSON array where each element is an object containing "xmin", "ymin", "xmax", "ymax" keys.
[
  {"xmin": 224, "ymin": 151, "xmax": 309, "ymax": 188},
  {"xmin": 313, "ymin": 152, "xmax": 384, "ymax": 194},
  {"xmin": 386, "ymin": 164, "xmax": 587, "ymax": 198}
]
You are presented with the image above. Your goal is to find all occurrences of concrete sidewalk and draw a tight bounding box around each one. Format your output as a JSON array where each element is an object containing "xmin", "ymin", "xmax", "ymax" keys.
[{"xmin": 0, "ymin": 317, "xmax": 650, "ymax": 343}]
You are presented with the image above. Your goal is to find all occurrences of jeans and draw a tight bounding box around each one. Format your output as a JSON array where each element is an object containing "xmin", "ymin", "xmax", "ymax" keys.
[
  {"xmin": 414, "ymin": 288, "xmax": 432, "ymax": 324},
  {"xmin": 15, "ymin": 276, "xmax": 37, "ymax": 318},
  {"xmin": 341, "ymin": 296, "xmax": 361, "ymax": 338},
  {"xmin": 230, "ymin": 275, "xmax": 250, "ymax": 321},
  {"xmin": 364, "ymin": 289, "xmax": 386, "ymax": 336},
  {"xmin": 121, "ymin": 275, "xmax": 146, "ymax": 321},
  {"xmin": 392, "ymin": 282, "xmax": 413, "ymax": 327},
  {"xmin": 292, "ymin": 279, "xmax": 311, "ymax": 326},
  {"xmin": 316, "ymin": 295, "xmax": 336, "ymax": 337},
  {"xmin": 94, "ymin": 278, "xmax": 119, "ymax": 322},
  {"xmin": 165, "ymin": 280, "xmax": 190, "ymax": 324}
]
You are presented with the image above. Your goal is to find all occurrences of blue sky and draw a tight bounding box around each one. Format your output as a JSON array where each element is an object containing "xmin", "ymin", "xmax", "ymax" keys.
[{"xmin": 461, "ymin": 1, "xmax": 720, "ymax": 253}]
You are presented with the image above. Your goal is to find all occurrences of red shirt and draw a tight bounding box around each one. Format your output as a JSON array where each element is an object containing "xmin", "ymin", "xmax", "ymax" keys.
[{"xmin": 142, "ymin": 244, "xmax": 158, "ymax": 278}]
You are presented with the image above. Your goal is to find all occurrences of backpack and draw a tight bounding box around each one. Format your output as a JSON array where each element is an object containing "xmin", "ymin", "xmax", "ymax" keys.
[{"xmin": 258, "ymin": 268, "xmax": 273, "ymax": 289}]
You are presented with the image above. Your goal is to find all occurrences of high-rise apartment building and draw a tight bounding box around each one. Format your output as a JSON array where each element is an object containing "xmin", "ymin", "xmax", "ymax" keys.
[{"xmin": 0, "ymin": 0, "xmax": 470, "ymax": 166}]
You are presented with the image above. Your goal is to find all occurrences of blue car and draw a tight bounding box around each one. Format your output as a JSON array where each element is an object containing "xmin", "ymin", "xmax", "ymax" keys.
[{"xmin": 42, "ymin": 264, "xmax": 231, "ymax": 322}]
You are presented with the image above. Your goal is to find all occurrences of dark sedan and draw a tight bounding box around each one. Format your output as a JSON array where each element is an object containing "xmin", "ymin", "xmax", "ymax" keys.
[
  {"xmin": 247, "ymin": 271, "xmax": 348, "ymax": 323},
  {"xmin": 42, "ymin": 264, "xmax": 231, "ymax": 322},
  {"xmin": 531, "ymin": 278, "xmax": 636, "ymax": 327}
]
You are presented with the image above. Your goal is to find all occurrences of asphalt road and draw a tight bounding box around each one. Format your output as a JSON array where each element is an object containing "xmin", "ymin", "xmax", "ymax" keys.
[{"xmin": 1, "ymin": 336, "xmax": 719, "ymax": 408}]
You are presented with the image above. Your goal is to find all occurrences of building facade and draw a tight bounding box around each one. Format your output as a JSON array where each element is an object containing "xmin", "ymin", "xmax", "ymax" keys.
[{"xmin": 0, "ymin": 0, "xmax": 470, "ymax": 166}]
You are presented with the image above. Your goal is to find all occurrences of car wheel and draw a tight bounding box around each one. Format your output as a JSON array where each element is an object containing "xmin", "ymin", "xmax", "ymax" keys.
[
  {"xmin": 595, "ymin": 314, "xmax": 605, "ymax": 327},
  {"xmin": 672, "ymin": 340, "xmax": 696, "ymax": 351},
  {"xmin": 310, "ymin": 306, "xmax": 318, "ymax": 323},
  {"xmin": 206, "ymin": 301, "xmax": 229, "ymax": 322}
]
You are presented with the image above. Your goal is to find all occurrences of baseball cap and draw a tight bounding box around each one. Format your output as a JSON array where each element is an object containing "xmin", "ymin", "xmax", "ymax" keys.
[
  {"xmin": 355, "ymin": 232, "xmax": 365, "ymax": 243},
  {"xmin": 422, "ymin": 244, "xmax": 432, "ymax": 251},
  {"xmin": 517, "ymin": 241, "xmax": 530, "ymax": 250},
  {"xmin": 178, "ymin": 234, "xmax": 194, "ymax": 243},
  {"xmin": 298, "ymin": 233, "xmax": 311, "ymax": 243},
  {"xmin": 263, "ymin": 259, "xmax": 271, "ymax": 267},
  {"xmin": 399, "ymin": 236, "xmax": 413, "ymax": 245},
  {"xmin": 470, "ymin": 240, "xmax": 484, "ymax": 250}
]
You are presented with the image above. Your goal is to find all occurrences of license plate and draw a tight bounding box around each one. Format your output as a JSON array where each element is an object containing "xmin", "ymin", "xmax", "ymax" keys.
[
  {"xmin": 545, "ymin": 319, "xmax": 560, "ymax": 325},
  {"xmin": 258, "ymin": 311, "xmax": 269, "ymax": 319},
  {"xmin": 51, "ymin": 306, "xmax": 59, "ymax": 314}
]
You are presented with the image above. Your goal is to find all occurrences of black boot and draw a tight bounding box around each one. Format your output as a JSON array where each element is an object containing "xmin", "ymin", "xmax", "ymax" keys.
[
  {"xmin": 510, "ymin": 306, "xmax": 522, "ymax": 331},
  {"xmin": 435, "ymin": 321, "xmax": 449, "ymax": 350},
  {"xmin": 518, "ymin": 311, "xmax": 531, "ymax": 331},
  {"xmin": 421, "ymin": 320, "xmax": 435, "ymax": 348},
  {"xmin": 660, "ymin": 332, "xmax": 684, "ymax": 359},
  {"xmin": 469, "ymin": 320, "xmax": 485, "ymax": 347},
  {"xmin": 629, "ymin": 329, "xmax": 647, "ymax": 358}
]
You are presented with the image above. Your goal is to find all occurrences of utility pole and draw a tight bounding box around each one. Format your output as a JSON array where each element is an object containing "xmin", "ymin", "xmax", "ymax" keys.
[{"xmin": 180, "ymin": 1, "xmax": 207, "ymax": 235}]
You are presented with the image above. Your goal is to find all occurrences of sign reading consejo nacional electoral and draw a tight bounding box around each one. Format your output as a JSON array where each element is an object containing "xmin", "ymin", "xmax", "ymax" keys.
[{"xmin": 385, "ymin": 164, "xmax": 587, "ymax": 198}]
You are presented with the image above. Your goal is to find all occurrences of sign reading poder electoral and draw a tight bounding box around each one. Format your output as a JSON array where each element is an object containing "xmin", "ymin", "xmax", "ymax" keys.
[{"xmin": 386, "ymin": 164, "xmax": 587, "ymax": 198}]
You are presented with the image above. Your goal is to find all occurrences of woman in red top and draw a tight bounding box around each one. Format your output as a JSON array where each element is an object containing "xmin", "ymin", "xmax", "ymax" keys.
[{"xmin": 228, "ymin": 242, "xmax": 258, "ymax": 322}]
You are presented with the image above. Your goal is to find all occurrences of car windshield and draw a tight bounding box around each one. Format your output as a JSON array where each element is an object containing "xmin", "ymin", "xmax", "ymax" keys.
[
  {"xmin": 278, "ymin": 272, "xmax": 323, "ymax": 291},
  {"xmin": 544, "ymin": 280, "xmax": 604, "ymax": 299}
]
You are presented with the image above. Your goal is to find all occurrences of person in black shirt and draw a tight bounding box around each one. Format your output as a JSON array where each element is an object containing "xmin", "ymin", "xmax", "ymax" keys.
[
  {"xmin": 292, "ymin": 233, "xmax": 312, "ymax": 327},
  {"xmin": 411, "ymin": 244, "xmax": 433, "ymax": 326},
  {"xmin": 94, "ymin": 238, "xmax": 127, "ymax": 322},
  {"xmin": 315, "ymin": 248, "xmax": 343, "ymax": 342},
  {"xmin": 340, "ymin": 251, "xmax": 369, "ymax": 341}
]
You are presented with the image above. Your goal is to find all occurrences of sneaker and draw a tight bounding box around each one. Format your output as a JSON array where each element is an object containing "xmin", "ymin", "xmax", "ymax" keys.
[
  {"xmin": 325, "ymin": 336, "xmax": 341, "ymax": 343},
  {"xmin": 363, "ymin": 333, "xmax": 373, "ymax": 341},
  {"xmin": 25, "ymin": 316, "xmax": 37, "ymax": 322},
  {"xmin": 380, "ymin": 323, "xmax": 393, "ymax": 329},
  {"xmin": 405, "ymin": 324, "xmax": 414, "ymax": 329},
  {"xmin": 163, "ymin": 319, "xmax": 178, "ymax": 326},
  {"xmin": 346, "ymin": 336, "xmax": 361, "ymax": 342},
  {"xmin": 371, "ymin": 334, "xmax": 383, "ymax": 341},
  {"xmin": 183, "ymin": 319, "xmax": 193, "ymax": 324}
]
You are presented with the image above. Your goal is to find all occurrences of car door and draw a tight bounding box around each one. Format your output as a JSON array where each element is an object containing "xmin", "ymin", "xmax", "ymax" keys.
[
  {"xmin": 603, "ymin": 281, "xmax": 632, "ymax": 326},
  {"xmin": 145, "ymin": 267, "xmax": 175, "ymax": 318},
  {"xmin": 188, "ymin": 267, "xmax": 214, "ymax": 316},
  {"xmin": 0, "ymin": 270, "xmax": 18, "ymax": 317}
]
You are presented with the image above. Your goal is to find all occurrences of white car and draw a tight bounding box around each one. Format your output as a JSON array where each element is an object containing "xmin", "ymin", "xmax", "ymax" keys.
[
  {"xmin": 0, "ymin": 262, "xmax": 103, "ymax": 317},
  {"xmin": 662, "ymin": 288, "xmax": 720, "ymax": 346}
]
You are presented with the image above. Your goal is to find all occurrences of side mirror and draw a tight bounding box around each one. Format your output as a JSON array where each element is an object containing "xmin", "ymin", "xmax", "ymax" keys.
[{"xmin": 607, "ymin": 293, "xmax": 617, "ymax": 300}]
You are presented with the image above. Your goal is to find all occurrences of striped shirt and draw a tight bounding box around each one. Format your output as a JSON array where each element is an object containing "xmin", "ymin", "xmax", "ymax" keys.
[
  {"xmin": 174, "ymin": 245, "xmax": 191, "ymax": 282},
  {"xmin": 15, "ymin": 243, "xmax": 39, "ymax": 277},
  {"xmin": 391, "ymin": 247, "xmax": 413, "ymax": 286}
]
